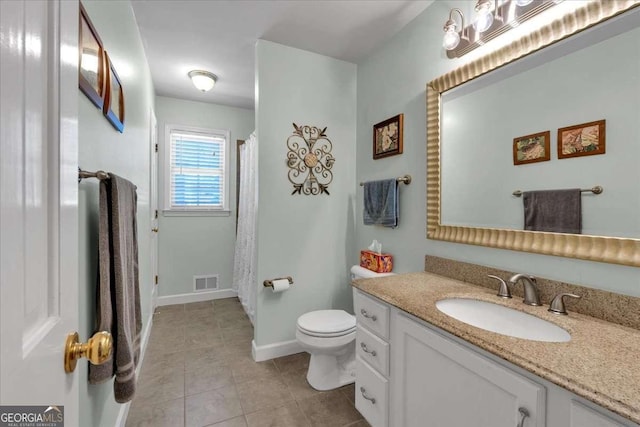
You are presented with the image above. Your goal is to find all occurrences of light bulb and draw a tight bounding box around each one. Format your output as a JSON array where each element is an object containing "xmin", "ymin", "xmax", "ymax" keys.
[
  {"xmin": 473, "ymin": 8, "xmax": 494, "ymax": 32},
  {"xmin": 443, "ymin": 28, "xmax": 461, "ymax": 50},
  {"xmin": 473, "ymin": 0, "xmax": 494, "ymax": 33},
  {"xmin": 515, "ymin": 0, "xmax": 534, "ymax": 6}
]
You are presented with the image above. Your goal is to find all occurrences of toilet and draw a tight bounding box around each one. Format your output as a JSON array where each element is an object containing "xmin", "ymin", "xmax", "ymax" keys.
[{"xmin": 296, "ymin": 265, "xmax": 394, "ymax": 391}]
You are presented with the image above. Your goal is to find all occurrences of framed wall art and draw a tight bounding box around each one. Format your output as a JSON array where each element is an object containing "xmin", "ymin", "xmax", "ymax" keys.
[
  {"xmin": 513, "ymin": 130, "xmax": 550, "ymax": 165},
  {"xmin": 79, "ymin": 3, "xmax": 105, "ymax": 108},
  {"xmin": 558, "ymin": 119, "xmax": 605, "ymax": 159},
  {"xmin": 373, "ymin": 114, "xmax": 403, "ymax": 159},
  {"xmin": 103, "ymin": 51, "xmax": 125, "ymax": 133}
]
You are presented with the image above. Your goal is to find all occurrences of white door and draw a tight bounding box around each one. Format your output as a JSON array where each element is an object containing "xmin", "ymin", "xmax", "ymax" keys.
[
  {"xmin": 150, "ymin": 109, "xmax": 159, "ymax": 296},
  {"xmin": 1, "ymin": 0, "xmax": 80, "ymax": 424}
]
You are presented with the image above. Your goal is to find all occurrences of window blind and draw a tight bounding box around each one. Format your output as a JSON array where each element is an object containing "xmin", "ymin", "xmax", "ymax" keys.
[{"xmin": 169, "ymin": 130, "xmax": 226, "ymax": 209}]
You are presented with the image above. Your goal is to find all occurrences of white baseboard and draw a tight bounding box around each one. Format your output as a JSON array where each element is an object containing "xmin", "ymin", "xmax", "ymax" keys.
[
  {"xmin": 156, "ymin": 289, "xmax": 238, "ymax": 306},
  {"xmin": 252, "ymin": 339, "xmax": 303, "ymax": 362},
  {"xmin": 114, "ymin": 313, "xmax": 153, "ymax": 427}
]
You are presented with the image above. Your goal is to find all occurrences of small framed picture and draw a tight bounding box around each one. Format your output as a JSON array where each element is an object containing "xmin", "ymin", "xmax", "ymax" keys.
[
  {"xmin": 373, "ymin": 114, "xmax": 403, "ymax": 159},
  {"xmin": 513, "ymin": 130, "xmax": 551, "ymax": 165},
  {"xmin": 103, "ymin": 51, "xmax": 125, "ymax": 133},
  {"xmin": 558, "ymin": 119, "xmax": 605, "ymax": 159},
  {"xmin": 78, "ymin": 3, "xmax": 105, "ymax": 108}
]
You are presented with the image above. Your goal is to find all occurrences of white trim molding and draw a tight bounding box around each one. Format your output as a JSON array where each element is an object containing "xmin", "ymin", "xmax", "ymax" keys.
[
  {"xmin": 163, "ymin": 123, "xmax": 231, "ymax": 213},
  {"xmin": 156, "ymin": 288, "xmax": 238, "ymax": 306},
  {"xmin": 162, "ymin": 209, "xmax": 231, "ymax": 217},
  {"xmin": 252, "ymin": 339, "xmax": 304, "ymax": 362}
]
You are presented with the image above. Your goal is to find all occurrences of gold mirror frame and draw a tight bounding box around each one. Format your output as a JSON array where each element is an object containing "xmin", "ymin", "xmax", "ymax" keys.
[{"xmin": 427, "ymin": 0, "xmax": 640, "ymax": 267}]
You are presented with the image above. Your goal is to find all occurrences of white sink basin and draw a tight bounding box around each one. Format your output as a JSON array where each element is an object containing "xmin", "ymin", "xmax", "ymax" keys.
[{"xmin": 436, "ymin": 298, "xmax": 571, "ymax": 342}]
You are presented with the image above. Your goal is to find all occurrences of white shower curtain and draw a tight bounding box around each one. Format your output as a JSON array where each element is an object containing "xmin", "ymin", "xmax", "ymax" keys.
[{"xmin": 232, "ymin": 132, "xmax": 258, "ymax": 324}]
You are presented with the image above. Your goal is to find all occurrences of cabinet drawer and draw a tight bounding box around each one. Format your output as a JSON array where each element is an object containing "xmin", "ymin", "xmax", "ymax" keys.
[
  {"xmin": 356, "ymin": 326, "xmax": 389, "ymax": 377},
  {"xmin": 356, "ymin": 355, "xmax": 388, "ymax": 427},
  {"xmin": 354, "ymin": 290, "xmax": 389, "ymax": 339},
  {"xmin": 570, "ymin": 401, "xmax": 628, "ymax": 427}
]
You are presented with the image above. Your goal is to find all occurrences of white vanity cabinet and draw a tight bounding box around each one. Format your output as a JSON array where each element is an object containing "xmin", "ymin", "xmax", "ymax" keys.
[
  {"xmin": 354, "ymin": 290, "xmax": 391, "ymax": 427},
  {"xmin": 569, "ymin": 401, "xmax": 628, "ymax": 427},
  {"xmin": 391, "ymin": 312, "xmax": 545, "ymax": 427},
  {"xmin": 352, "ymin": 288, "xmax": 638, "ymax": 427}
]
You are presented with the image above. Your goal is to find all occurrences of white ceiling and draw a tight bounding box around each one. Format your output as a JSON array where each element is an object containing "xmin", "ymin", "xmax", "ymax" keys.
[{"xmin": 131, "ymin": 1, "xmax": 433, "ymax": 110}]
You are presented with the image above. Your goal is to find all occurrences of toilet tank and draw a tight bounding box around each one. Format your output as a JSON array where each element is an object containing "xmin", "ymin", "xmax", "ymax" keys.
[
  {"xmin": 350, "ymin": 265, "xmax": 395, "ymax": 280},
  {"xmin": 350, "ymin": 265, "xmax": 394, "ymax": 314}
]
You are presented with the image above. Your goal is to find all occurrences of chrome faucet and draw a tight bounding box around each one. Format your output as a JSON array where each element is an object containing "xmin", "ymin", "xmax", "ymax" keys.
[{"xmin": 509, "ymin": 274, "xmax": 541, "ymax": 306}]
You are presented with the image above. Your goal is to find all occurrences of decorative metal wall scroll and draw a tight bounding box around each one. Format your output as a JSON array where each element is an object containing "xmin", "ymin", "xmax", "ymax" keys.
[{"xmin": 286, "ymin": 123, "xmax": 335, "ymax": 195}]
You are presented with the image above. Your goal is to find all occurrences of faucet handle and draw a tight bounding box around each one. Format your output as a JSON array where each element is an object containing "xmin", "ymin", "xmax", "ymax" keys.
[
  {"xmin": 548, "ymin": 293, "xmax": 581, "ymax": 315},
  {"xmin": 488, "ymin": 275, "xmax": 511, "ymax": 299}
]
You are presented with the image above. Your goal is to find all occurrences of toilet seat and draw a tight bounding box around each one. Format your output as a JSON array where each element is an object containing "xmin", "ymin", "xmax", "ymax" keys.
[
  {"xmin": 297, "ymin": 310, "xmax": 356, "ymax": 337},
  {"xmin": 297, "ymin": 325, "xmax": 356, "ymax": 338}
]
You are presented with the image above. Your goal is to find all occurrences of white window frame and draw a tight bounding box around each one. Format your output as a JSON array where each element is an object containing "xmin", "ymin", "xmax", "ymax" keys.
[{"xmin": 163, "ymin": 124, "xmax": 230, "ymax": 216}]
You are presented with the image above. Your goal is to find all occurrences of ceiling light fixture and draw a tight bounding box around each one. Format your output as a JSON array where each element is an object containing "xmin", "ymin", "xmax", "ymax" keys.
[
  {"xmin": 442, "ymin": 8, "xmax": 466, "ymax": 51},
  {"xmin": 515, "ymin": 0, "xmax": 534, "ymax": 6},
  {"xmin": 188, "ymin": 70, "xmax": 217, "ymax": 92}
]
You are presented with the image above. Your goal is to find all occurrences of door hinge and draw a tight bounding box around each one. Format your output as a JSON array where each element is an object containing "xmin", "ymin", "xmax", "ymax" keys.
[
  {"xmin": 155, "ymin": 209, "xmax": 158, "ymax": 219},
  {"xmin": 155, "ymin": 143, "xmax": 158, "ymax": 153},
  {"xmin": 155, "ymin": 275, "xmax": 158, "ymax": 285}
]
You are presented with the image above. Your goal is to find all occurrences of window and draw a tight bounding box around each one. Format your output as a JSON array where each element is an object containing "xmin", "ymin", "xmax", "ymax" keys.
[{"xmin": 164, "ymin": 125, "xmax": 230, "ymax": 214}]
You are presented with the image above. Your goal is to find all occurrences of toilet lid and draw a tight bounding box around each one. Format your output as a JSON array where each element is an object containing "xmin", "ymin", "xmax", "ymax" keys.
[{"xmin": 297, "ymin": 310, "xmax": 356, "ymax": 336}]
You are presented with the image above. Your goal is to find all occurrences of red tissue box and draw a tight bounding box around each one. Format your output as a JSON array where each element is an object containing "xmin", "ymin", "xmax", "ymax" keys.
[{"xmin": 360, "ymin": 250, "xmax": 393, "ymax": 273}]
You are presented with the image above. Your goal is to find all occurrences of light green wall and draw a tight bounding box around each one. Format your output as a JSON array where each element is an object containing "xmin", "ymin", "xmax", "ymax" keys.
[
  {"xmin": 255, "ymin": 41, "xmax": 357, "ymax": 346},
  {"xmin": 78, "ymin": 1, "xmax": 155, "ymax": 425},
  {"xmin": 155, "ymin": 96, "xmax": 254, "ymax": 296},
  {"xmin": 356, "ymin": 1, "xmax": 640, "ymax": 297}
]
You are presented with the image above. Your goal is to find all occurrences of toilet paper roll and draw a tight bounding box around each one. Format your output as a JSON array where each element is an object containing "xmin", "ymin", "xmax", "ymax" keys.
[{"xmin": 271, "ymin": 279, "xmax": 290, "ymax": 293}]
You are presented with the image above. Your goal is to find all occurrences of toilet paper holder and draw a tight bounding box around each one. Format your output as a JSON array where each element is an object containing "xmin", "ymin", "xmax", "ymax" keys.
[{"xmin": 263, "ymin": 276, "xmax": 294, "ymax": 288}]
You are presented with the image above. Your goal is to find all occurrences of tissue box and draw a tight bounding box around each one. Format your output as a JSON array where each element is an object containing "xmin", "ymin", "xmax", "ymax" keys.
[{"xmin": 360, "ymin": 250, "xmax": 393, "ymax": 273}]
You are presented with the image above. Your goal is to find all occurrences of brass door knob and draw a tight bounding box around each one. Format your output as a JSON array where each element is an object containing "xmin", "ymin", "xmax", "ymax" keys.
[
  {"xmin": 64, "ymin": 331, "xmax": 113, "ymax": 373},
  {"xmin": 152, "ymin": 227, "xmax": 159, "ymax": 233}
]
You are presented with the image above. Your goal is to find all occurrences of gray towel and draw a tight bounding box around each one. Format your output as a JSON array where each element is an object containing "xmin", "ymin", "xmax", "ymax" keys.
[
  {"xmin": 363, "ymin": 179, "xmax": 399, "ymax": 228},
  {"xmin": 523, "ymin": 189, "xmax": 582, "ymax": 234},
  {"xmin": 89, "ymin": 174, "xmax": 141, "ymax": 404}
]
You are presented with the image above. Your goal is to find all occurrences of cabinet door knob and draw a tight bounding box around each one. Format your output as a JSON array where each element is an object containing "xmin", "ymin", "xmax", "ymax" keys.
[
  {"xmin": 360, "ymin": 342, "xmax": 377, "ymax": 357},
  {"xmin": 360, "ymin": 309, "xmax": 377, "ymax": 321},
  {"xmin": 517, "ymin": 407, "xmax": 529, "ymax": 427},
  {"xmin": 360, "ymin": 386, "xmax": 376, "ymax": 404}
]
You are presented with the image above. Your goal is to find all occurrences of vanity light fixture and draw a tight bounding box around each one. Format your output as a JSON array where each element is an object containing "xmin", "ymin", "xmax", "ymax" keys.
[
  {"xmin": 442, "ymin": 8, "xmax": 466, "ymax": 51},
  {"xmin": 188, "ymin": 70, "xmax": 217, "ymax": 92},
  {"xmin": 443, "ymin": 0, "xmax": 561, "ymax": 59}
]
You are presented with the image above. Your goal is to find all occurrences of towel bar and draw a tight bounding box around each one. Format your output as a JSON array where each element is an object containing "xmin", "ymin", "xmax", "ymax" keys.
[
  {"xmin": 263, "ymin": 276, "xmax": 294, "ymax": 288},
  {"xmin": 78, "ymin": 167, "xmax": 110, "ymax": 182},
  {"xmin": 512, "ymin": 186, "xmax": 603, "ymax": 197},
  {"xmin": 360, "ymin": 174, "xmax": 411, "ymax": 187}
]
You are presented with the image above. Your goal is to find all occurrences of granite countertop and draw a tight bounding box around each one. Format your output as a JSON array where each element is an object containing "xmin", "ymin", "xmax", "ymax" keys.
[{"xmin": 352, "ymin": 272, "xmax": 640, "ymax": 424}]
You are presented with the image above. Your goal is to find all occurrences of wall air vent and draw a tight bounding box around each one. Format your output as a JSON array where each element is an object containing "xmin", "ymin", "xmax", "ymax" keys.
[{"xmin": 193, "ymin": 274, "xmax": 219, "ymax": 292}]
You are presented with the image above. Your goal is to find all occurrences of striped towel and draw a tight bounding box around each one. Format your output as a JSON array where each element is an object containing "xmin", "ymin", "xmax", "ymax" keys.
[{"xmin": 89, "ymin": 174, "xmax": 141, "ymax": 403}]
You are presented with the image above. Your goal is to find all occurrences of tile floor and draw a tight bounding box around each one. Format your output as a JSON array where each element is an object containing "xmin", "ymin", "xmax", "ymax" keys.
[{"xmin": 126, "ymin": 298, "xmax": 370, "ymax": 427}]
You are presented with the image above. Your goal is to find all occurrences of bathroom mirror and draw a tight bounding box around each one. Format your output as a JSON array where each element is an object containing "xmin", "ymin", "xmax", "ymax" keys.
[{"xmin": 427, "ymin": 0, "xmax": 640, "ymax": 267}]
